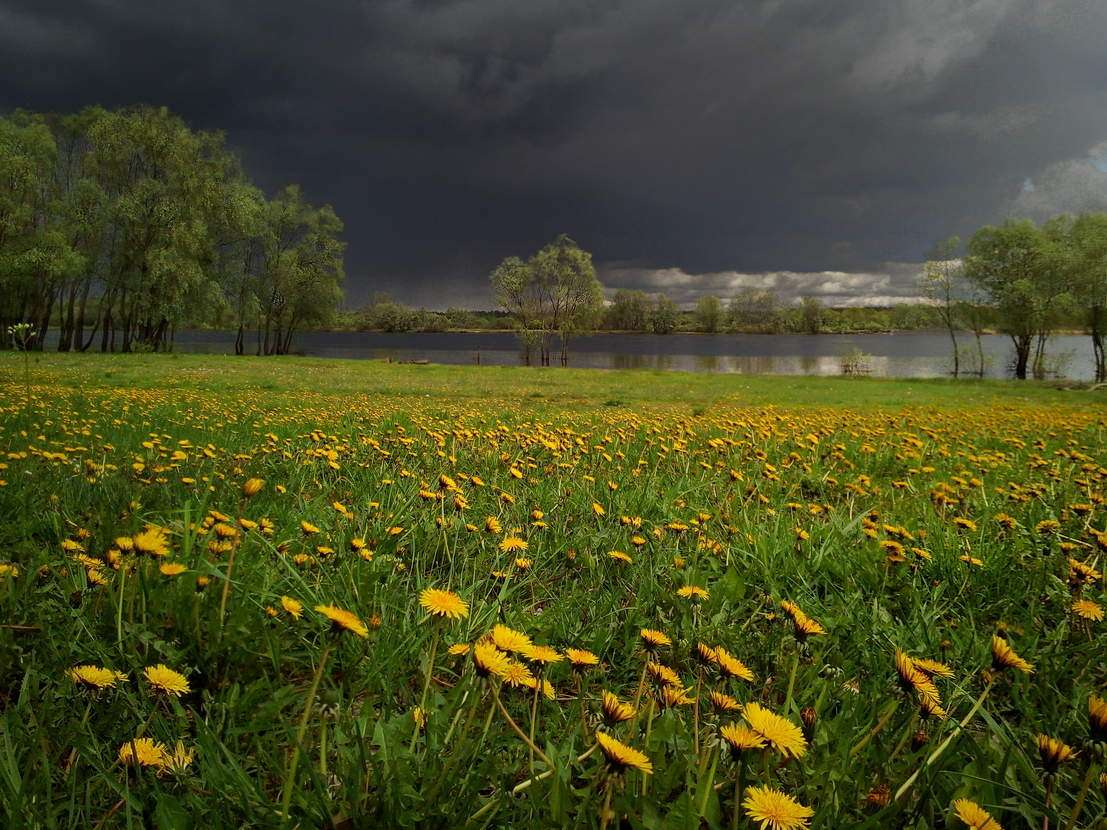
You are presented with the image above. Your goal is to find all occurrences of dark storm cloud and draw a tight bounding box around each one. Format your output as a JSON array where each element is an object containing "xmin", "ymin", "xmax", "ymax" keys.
[{"xmin": 3, "ymin": 0, "xmax": 1107, "ymax": 307}]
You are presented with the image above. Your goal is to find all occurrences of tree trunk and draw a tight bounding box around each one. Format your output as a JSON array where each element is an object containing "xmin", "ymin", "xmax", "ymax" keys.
[
  {"xmin": 1032, "ymin": 332, "xmax": 1048, "ymax": 380},
  {"xmin": 947, "ymin": 325, "xmax": 959, "ymax": 378},
  {"xmin": 1011, "ymin": 334, "xmax": 1031, "ymax": 380},
  {"xmin": 235, "ymin": 324, "xmax": 245, "ymax": 356},
  {"xmin": 74, "ymin": 278, "xmax": 92, "ymax": 351},
  {"xmin": 1090, "ymin": 304, "xmax": 1105, "ymax": 383}
]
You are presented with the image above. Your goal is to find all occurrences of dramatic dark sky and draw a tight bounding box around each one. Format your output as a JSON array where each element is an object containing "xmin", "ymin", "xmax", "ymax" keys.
[{"xmin": 4, "ymin": 0, "xmax": 1107, "ymax": 307}]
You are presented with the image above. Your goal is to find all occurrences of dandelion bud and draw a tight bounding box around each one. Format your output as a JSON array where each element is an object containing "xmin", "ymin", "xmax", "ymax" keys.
[
  {"xmin": 865, "ymin": 784, "xmax": 891, "ymax": 809},
  {"xmin": 911, "ymin": 729, "xmax": 928, "ymax": 751},
  {"xmin": 800, "ymin": 707, "xmax": 817, "ymax": 739}
]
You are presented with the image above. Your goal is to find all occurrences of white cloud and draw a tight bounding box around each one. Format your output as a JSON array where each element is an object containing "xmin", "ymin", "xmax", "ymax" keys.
[{"xmin": 599, "ymin": 261, "xmax": 929, "ymax": 307}]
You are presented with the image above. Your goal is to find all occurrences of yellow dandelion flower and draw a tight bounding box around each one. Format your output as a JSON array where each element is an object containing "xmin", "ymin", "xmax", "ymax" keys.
[
  {"xmin": 991, "ymin": 635, "xmax": 1034, "ymax": 674},
  {"xmin": 600, "ymin": 691, "xmax": 636, "ymax": 725},
  {"xmin": 67, "ymin": 665, "xmax": 127, "ymax": 690},
  {"xmin": 499, "ymin": 536, "xmax": 528, "ymax": 552},
  {"xmin": 715, "ymin": 647, "xmax": 755, "ymax": 682},
  {"xmin": 742, "ymin": 785, "xmax": 813, "ymax": 830},
  {"xmin": 118, "ymin": 738, "xmax": 168, "ymax": 769},
  {"xmin": 522, "ymin": 644, "xmax": 563, "ymax": 665},
  {"xmin": 1035, "ymin": 734, "xmax": 1076, "ymax": 772},
  {"xmin": 640, "ymin": 628, "xmax": 672, "ymax": 650},
  {"xmin": 280, "ymin": 596, "xmax": 303, "ymax": 619},
  {"xmin": 242, "ymin": 478, "xmax": 265, "ymax": 497},
  {"xmin": 1072, "ymin": 598, "xmax": 1104, "ymax": 622},
  {"xmin": 143, "ymin": 664, "xmax": 191, "ymax": 697},
  {"xmin": 472, "ymin": 642, "xmax": 512, "ymax": 678},
  {"xmin": 951, "ymin": 798, "xmax": 1003, "ymax": 830},
  {"xmin": 721, "ymin": 722, "xmax": 767, "ymax": 755},
  {"xmin": 677, "ymin": 585, "xmax": 709, "ymax": 601},
  {"xmin": 742, "ymin": 702, "xmax": 807, "ymax": 758},
  {"xmin": 419, "ymin": 587, "xmax": 469, "ymax": 621},
  {"xmin": 710, "ymin": 690, "xmax": 742, "ymax": 712},
  {"xmin": 162, "ymin": 741, "xmax": 195, "ymax": 774},
  {"xmin": 315, "ymin": 604, "xmax": 369, "ymax": 638},
  {"xmin": 133, "ymin": 526, "xmax": 170, "ymax": 557},
  {"xmin": 1089, "ymin": 694, "xmax": 1107, "ymax": 741},
  {"xmin": 595, "ymin": 731, "xmax": 652, "ymax": 774},
  {"xmin": 566, "ymin": 647, "xmax": 600, "ymax": 669},
  {"xmin": 491, "ymin": 624, "xmax": 532, "ymax": 654}
]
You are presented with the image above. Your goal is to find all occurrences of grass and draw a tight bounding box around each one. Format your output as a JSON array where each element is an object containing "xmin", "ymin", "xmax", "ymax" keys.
[{"xmin": 0, "ymin": 352, "xmax": 1105, "ymax": 829}]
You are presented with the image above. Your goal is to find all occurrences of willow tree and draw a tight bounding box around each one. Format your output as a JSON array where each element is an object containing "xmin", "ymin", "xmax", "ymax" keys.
[
  {"xmin": 965, "ymin": 220, "xmax": 1057, "ymax": 379},
  {"xmin": 255, "ymin": 185, "xmax": 345, "ymax": 355},
  {"xmin": 920, "ymin": 236, "xmax": 966, "ymax": 377},
  {"xmin": 490, "ymin": 235, "xmax": 603, "ymax": 365},
  {"xmin": 1067, "ymin": 213, "xmax": 1107, "ymax": 382},
  {"xmin": 86, "ymin": 106, "xmax": 231, "ymax": 351}
]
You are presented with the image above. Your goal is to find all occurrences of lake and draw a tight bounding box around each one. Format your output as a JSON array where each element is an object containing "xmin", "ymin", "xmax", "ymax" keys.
[{"xmin": 159, "ymin": 330, "xmax": 1098, "ymax": 380}]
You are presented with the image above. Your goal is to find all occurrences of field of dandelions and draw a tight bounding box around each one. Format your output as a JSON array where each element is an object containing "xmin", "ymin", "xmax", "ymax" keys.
[{"xmin": 0, "ymin": 353, "xmax": 1105, "ymax": 830}]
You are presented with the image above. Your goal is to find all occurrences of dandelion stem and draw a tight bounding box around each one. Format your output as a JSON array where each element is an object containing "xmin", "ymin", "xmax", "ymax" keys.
[
  {"xmin": 893, "ymin": 682, "xmax": 991, "ymax": 803},
  {"xmin": 850, "ymin": 699, "xmax": 900, "ymax": 757},
  {"xmin": 631, "ymin": 660, "xmax": 649, "ymax": 730},
  {"xmin": 411, "ymin": 625, "xmax": 440, "ymax": 751},
  {"xmin": 693, "ymin": 670, "xmax": 702, "ymax": 756},
  {"xmin": 642, "ymin": 698, "xmax": 655, "ymax": 797},
  {"xmin": 511, "ymin": 743, "xmax": 598, "ymax": 795},
  {"xmin": 730, "ymin": 760, "xmax": 745, "ymax": 830},
  {"xmin": 1063, "ymin": 762, "xmax": 1100, "ymax": 830},
  {"xmin": 697, "ymin": 746, "xmax": 719, "ymax": 817},
  {"xmin": 783, "ymin": 648, "xmax": 799, "ymax": 715},
  {"xmin": 216, "ymin": 544, "xmax": 239, "ymax": 639},
  {"xmin": 280, "ymin": 642, "xmax": 331, "ymax": 822},
  {"xmin": 599, "ymin": 778, "xmax": 614, "ymax": 830},
  {"xmin": 528, "ymin": 672, "xmax": 542, "ymax": 777},
  {"xmin": 491, "ymin": 683, "xmax": 552, "ymax": 767}
]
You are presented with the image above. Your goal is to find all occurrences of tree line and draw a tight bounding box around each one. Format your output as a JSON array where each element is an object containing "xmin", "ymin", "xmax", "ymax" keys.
[
  {"xmin": 0, "ymin": 106, "xmax": 345, "ymax": 354},
  {"xmin": 926, "ymin": 215, "xmax": 1107, "ymax": 380}
]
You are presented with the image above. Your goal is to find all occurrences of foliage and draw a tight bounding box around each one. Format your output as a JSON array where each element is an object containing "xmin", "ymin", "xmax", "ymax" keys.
[
  {"xmin": 0, "ymin": 106, "xmax": 345, "ymax": 355},
  {"xmin": 490, "ymin": 235, "xmax": 604, "ymax": 364},
  {"xmin": 694, "ymin": 294, "xmax": 723, "ymax": 333}
]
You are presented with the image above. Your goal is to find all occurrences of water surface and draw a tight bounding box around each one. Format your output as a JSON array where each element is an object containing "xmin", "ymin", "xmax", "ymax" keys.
[{"xmin": 161, "ymin": 330, "xmax": 1096, "ymax": 380}]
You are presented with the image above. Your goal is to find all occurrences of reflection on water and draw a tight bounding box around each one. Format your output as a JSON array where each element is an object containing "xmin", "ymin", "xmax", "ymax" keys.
[{"xmin": 148, "ymin": 330, "xmax": 1097, "ymax": 380}]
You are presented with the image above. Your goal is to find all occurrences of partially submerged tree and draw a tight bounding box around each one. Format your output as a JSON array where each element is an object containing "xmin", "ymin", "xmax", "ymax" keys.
[
  {"xmin": 490, "ymin": 235, "xmax": 603, "ymax": 364},
  {"xmin": 694, "ymin": 294, "xmax": 722, "ymax": 333},
  {"xmin": 650, "ymin": 294, "xmax": 679, "ymax": 334},
  {"xmin": 965, "ymin": 219, "xmax": 1073, "ymax": 379},
  {"xmin": 1064, "ymin": 212, "xmax": 1107, "ymax": 381},
  {"xmin": 920, "ymin": 236, "xmax": 966, "ymax": 377}
]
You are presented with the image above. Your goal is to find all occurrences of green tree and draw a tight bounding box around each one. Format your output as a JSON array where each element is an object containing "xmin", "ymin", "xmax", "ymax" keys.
[
  {"xmin": 255, "ymin": 185, "xmax": 345, "ymax": 355},
  {"xmin": 920, "ymin": 236, "xmax": 966, "ymax": 377},
  {"xmin": 1067, "ymin": 212, "xmax": 1107, "ymax": 381},
  {"xmin": 966, "ymin": 219, "xmax": 1072, "ymax": 379},
  {"xmin": 650, "ymin": 294, "xmax": 679, "ymax": 334},
  {"xmin": 694, "ymin": 294, "xmax": 723, "ymax": 332},
  {"xmin": 606, "ymin": 289, "xmax": 651, "ymax": 330},
  {"xmin": 727, "ymin": 289, "xmax": 781, "ymax": 332},
  {"xmin": 490, "ymin": 235, "xmax": 603, "ymax": 365},
  {"xmin": 0, "ymin": 114, "xmax": 84, "ymax": 348},
  {"xmin": 798, "ymin": 296, "xmax": 824, "ymax": 334}
]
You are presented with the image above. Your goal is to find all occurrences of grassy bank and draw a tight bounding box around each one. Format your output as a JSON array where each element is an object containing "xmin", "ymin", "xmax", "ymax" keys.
[
  {"xmin": 0, "ymin": 353, "xmax": 1105, "ymax": 828},
  {"xmin": 1, "ymin": 350, "xmax": 1098, "ymax": 409}
]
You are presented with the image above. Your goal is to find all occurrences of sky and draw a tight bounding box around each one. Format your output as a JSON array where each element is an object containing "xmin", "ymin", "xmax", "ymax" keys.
[{"xmin": 3, "ymin": 0, "xmax": 1107, "ymax": 309}]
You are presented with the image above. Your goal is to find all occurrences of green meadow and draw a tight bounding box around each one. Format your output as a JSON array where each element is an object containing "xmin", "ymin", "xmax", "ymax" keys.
[{"xmin": 1, "ymin": 353, "xmax": 1105, "ymax": 829}]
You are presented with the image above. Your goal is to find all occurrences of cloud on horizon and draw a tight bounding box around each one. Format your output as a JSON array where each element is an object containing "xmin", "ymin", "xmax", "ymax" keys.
[{"xmin": 600, "ymin": 262, "xmax": 929, "ymax": 309}]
